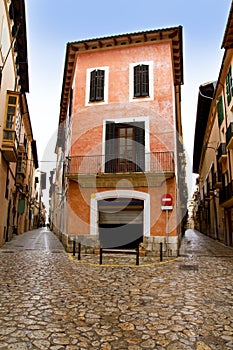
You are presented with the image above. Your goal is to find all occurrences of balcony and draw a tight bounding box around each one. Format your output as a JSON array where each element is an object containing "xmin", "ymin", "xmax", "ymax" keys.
[
  {"xmin": 217, "ymin": 143, "xmax": 227, "ymax": 163},
  {"xmin": 212, "ymin": 172, "xmax": 222, "ymax": 189},
  {"xmin": 2, "ymin": 91, "xmax": 20, "ymax": 163},
  {"xmin": 219, "ymin": 181, "xmax": 233, "ymax": 205},
  {"xmin": 66, "ymin": 151, "xmax": 175, "ymax": 187},
  {"xmin": 226, "ymin": 122, "xmax": 233, "ymax": 149},
  {"xmin": 15, "ymin": 153, "xmax": 27, "ymax": 187},
  {"xmin": 1, "ymin": 129, "xmax": 17, "ymax": 162}
]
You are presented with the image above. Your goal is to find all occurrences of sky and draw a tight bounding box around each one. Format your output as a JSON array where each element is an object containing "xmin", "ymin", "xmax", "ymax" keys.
[{"xmin": 25, "ymin": 0, "xmax": 232, "ymax": 209}]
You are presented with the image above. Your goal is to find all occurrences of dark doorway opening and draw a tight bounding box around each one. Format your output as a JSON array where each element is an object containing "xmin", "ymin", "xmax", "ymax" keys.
[{"xmin": 98, "ymin": 198, "xmax": 143, "ymax": 249}]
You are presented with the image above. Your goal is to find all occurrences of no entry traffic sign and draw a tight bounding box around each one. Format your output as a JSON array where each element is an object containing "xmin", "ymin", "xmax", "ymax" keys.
[{"xmin": 161, "ymin": 194, "xmax": 173, "ymax": 210}]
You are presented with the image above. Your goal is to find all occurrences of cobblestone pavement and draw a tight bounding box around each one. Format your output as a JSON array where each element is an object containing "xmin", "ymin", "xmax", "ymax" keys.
[{"xmin": 0, "ymin": 228, "xmax": 233, "ymax": 349}]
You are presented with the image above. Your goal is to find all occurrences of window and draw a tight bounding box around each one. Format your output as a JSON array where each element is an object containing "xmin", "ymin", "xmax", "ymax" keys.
[
  {"xmin": 129, "ymin": 61, "xmax": 154, "ymax": 102},
  {"xmin": 85, "ymin": 67, "xmax": 109, "ymax": 105},
  {"xmin": 134, "ymin": 64, "xmax": 149, "ymax": 97},
  {"xmin": 226, "ymin": 65, "xmax": 233, "ymax": 105},
  {"xmin": 118, "ymin": 126, "xmax": 134, "ymax": 172},
  {"xmin": 90, "ymin": 69, "xmax": 105, "ymax": 101},
  {"xmin": 217, "ymin": 95, "xmax": 224, "ymax": 126},
  {"xmin": 16, "ymin": 152, "xmax": 27, "ymax": 186},
  {"xmin": 105, "ymin": 121, "xmax": 145, "ymax": 173},
  {"xmin": 3, "ymin": 91, "xmax": 20, "ymax": 143},
  {"xmin": 17, "ymin": 152, "xmax": 27, "ymax": 175}
]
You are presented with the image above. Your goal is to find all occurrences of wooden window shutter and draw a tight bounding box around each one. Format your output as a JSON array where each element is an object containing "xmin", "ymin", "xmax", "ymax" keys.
[
  {"xmin": 89, "ymin": 69, "xmax": 105, "ymax": 102},
  {"xmin": 134, "ymin": 65, "xmax": 141, "ymax": 97},
  {"xmin": 105, "ymin": 121, "xmax": 116, "ymax": 173},
  {"xmin": 141, "ymin": 65, "xmax": 149, "ymax": 96},
  {"xmin": 96, "ymin": 69, "xmax": 105, "ymax": 101},
  {"xmin": 133, "ymin": 64, "xmax": 149, "ymax": 97},
  {"xmin": 132, "ymin": 121, "xmax": 145, "ymax": 171},
  {"xmin": 89, "ymin": 70, "xmax": 97, "ymax": 101}
]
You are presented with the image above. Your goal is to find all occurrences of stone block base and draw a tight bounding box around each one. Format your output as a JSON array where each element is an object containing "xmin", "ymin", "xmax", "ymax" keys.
[
  {"xmin": 53, "ymin": 229, "xmax": 179, "ymax": 257},
  {"xmin": 143, "ymin": 236, "xmax": 179, "ymax": 257}
]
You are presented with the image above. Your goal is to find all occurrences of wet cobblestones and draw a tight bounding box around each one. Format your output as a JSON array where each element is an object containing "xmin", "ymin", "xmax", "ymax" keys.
[{"xmin": 0, "ymin": 229, "xmax": 233, "ymax": 349}]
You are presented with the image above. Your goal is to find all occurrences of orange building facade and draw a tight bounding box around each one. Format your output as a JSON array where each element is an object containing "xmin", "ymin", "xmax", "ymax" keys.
[{"xmin": 52, "ymin": 27, "xmax": 187, "ymax": 256}]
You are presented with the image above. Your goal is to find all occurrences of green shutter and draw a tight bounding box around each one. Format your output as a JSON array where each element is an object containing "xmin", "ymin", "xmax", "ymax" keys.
[
  {"xmin": 217, "ymin": 95, "xmax": 224, "ymax": 126},
  {"xmin": 17, "ymin": 199, "xmax": 25, "ymax": 214}
]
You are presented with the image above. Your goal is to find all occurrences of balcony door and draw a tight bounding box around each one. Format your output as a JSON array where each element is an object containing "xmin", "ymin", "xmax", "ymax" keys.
[
  {"xmin": 105, "ymin": 121, "xmax": 145, "ymax": 173},
  {"xmin": 117, "ymin": 126, "xmax": 134, "ymax": 172}
]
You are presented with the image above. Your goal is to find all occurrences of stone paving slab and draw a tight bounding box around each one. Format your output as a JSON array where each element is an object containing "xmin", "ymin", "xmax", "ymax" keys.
[{"xmin": 0, "ymin": 228, "xmax": 233, "ymax": 349}]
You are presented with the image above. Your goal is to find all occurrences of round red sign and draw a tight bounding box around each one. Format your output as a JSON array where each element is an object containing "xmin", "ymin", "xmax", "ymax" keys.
[{"xmin": 161, "ymin": 193, "xmax": 172, "ymax": 206}]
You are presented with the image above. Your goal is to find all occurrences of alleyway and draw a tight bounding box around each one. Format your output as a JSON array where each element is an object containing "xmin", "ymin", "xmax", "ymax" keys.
[{"xmin": 0, "ymin": 228, "xmax": 233, "ymax": 349}]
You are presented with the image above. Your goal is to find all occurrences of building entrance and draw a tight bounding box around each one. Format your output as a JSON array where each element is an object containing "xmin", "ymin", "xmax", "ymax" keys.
[{"xmin": 98, "ymin": 198, "xmax": 143, "ymax": 248}]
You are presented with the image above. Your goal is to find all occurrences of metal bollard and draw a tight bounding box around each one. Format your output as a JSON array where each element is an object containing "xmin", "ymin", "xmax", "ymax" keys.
[
  {"xmin": 72, "ymin": 239, "xmax": 76, "ymax": 256},
  {"xmin": 100, "ymin": 247, "xmax": 103, "ymax": 265},
  {"xmin": 136, "ymin": 245, "xmax": 139, "ymax": 266},
  {"xmin": 160, "ymin": 242, "xmax": 163, "ymax": 262},
  {"xmin": 78, "ymin": 242, "xmax": 81, "ymax": 260}
]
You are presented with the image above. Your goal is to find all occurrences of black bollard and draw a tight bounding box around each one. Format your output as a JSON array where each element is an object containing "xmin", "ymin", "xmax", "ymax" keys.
[
  {"xmin": 78, "ymin": 242, "xmax": 81, "ymax": 260},
  {"xmin": 100, "ymin": 247, "xmax": 103, "ymax": 265},
  {"xmin": 73, "ymin": 239, "xmax": 76, "ymax": 256},
  {"xmin": 136, "ymin": 245, "xmax": 139, "ymax": 266},
  {"xmin": 160, "ymin": 242, "xmax": 163, "ymax": 262}
]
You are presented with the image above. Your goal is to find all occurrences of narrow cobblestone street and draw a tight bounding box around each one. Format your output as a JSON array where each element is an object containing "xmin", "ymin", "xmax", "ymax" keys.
[{"xmin": 0, "ymin": 228, "xmax": 233, "ymax": 349}]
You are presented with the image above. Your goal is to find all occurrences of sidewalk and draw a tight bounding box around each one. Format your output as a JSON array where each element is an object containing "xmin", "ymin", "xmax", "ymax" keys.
[
  {"xmin": 1, "ymin": 227, "xmax": 64, "ymax": 252},
  {"xmin": 179, "ymin": 228, "xmax": 233, "ymax": 257}
]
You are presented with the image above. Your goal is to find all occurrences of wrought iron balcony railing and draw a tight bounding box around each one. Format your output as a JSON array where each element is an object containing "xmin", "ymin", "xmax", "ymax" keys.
[
  {"xmin": 219, "ymin": 181, "xmax": 233, "ymax": 204},
  {"xmin": 67, "ymin": 151, "xmax": 175, "ymax": 175}
]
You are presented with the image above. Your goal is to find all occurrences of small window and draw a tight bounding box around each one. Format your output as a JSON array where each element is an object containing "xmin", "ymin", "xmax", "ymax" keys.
[
  {"xmin": 86, "ymin": 67, "xmax": 109, "ymax": 106},
  {"xmin": 134, "ymin": 64, "xmax": 149, "ymax": 97},
  {"xmin": 17, "ymin": 152, "xmax": 27, "ymax": 175},
  {"xmin": 89, "ymin": 69, "xmax": 105, "ymax": 102},
  {"xmin": 129, "ymin": 61, "xmax": 153, "ymax": 102}
]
